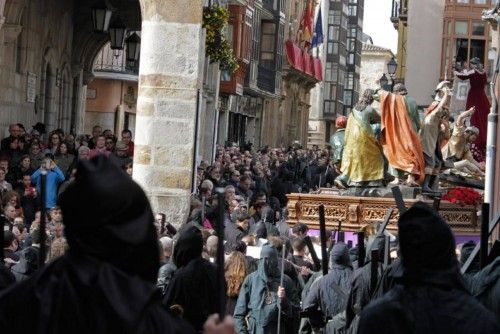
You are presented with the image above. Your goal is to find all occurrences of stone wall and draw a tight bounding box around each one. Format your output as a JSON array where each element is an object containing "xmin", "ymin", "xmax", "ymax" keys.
[{"xmin": 359, "ymin": 45, "xmax": 394, "ymax": 96}]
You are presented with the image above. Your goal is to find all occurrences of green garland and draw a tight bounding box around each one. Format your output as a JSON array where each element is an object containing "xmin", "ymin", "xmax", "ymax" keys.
[{"xmin": 203, "ymin": 5, "xmax": 239, "ymax": 73}]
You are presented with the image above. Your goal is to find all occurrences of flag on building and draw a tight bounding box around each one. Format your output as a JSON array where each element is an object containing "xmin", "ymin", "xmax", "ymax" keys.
[
  {"xmin": 311, "ymin": 7, "xmax": 324, "ymax": 48},
  {"xmin": 300, "ymin": 0, "xmax": 315, "ymax": 47}
]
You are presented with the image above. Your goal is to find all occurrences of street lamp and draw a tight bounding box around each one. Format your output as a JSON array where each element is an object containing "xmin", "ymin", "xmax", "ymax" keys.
[
  {"xmin": 387, "ymin": 56, "xmax": 398, "ymax": 91},
  {"xmin": 379, "ymin": 73, "xmax": 389, "ymax": 89},
  {"xmin": 91, "ymin": 5, "xmax": 113, "ymax": 33},
  {"xmin": 125, "ymin": 32, "xmax": 141, "ymax": 62},
  {"xmin": 109, "ymin": 16, "xmax": 127, "ymax": 50}
]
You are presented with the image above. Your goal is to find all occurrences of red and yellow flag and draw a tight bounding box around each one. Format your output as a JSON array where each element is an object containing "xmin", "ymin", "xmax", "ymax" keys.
[{"xmin": 300, "ymin": 0, "xmax": 315, "ymax": 47}]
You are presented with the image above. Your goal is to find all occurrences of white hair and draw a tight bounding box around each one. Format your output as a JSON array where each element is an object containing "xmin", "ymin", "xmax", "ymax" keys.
[{"xmin": 159, "ymin": 237, "xmax": 173, "ymax": 251}]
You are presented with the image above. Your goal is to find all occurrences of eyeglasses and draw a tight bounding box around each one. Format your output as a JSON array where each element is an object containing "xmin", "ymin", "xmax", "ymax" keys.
[{"xmin": 105, "ymin": 141, "xmax": 113, "ymax": 144}]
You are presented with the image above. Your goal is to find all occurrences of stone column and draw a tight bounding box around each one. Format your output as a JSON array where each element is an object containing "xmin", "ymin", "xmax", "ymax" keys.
[{"xmin": 134, "ymin": 0, "xmax": 204, "ymax": 224}]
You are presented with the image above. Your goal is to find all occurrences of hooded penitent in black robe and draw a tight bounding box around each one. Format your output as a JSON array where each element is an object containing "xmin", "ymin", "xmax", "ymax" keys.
[
  {"xmin": 234, "ymin": 245, "xmax": 300, "ymax": 334},
  {"xmin": 358, "ymin": 202, "xmax": 500, "ymax": 334},
  {"xmin": 163, "ymin": 225, "xmax": 218, "ymax": 333},
  {"xmin": 345, "ymin": 235, "xmax": 385, "ymax": 332},
  {"xmin": 0, "ymin": 156, "xmax": 194, "ymax": 334},
  {"xmin": 302, "ymin": 242, "xmax": 353, "ymax": 332}
]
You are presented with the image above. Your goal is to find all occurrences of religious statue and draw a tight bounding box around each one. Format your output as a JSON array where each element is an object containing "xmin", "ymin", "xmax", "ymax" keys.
[
  {"xmin": 454, "ymin": 57, "xmax": 490, "ymax": 161},
  {"xmin": 442, "ymin": 107, "xmax": 485, "ymax": 176},
  {"xmin": 335, "ymin": 89, "xmax": 384, "ymax": 188},
  {"xmin": 329, "ymin": 116, "xmax": 347, "ymax": 173},
  {"xmin": 419, "ymin": 81, "xmax": 451, "ymax": 193},
  {"xmin": 376, "ymin": 86, "xmax": 426, "ymax": 187}
]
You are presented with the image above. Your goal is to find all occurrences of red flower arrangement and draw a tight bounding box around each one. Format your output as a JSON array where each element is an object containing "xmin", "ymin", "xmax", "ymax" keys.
[{"xmin": 442, "ymin": 187, "xmax": 483, "ymax": 207}]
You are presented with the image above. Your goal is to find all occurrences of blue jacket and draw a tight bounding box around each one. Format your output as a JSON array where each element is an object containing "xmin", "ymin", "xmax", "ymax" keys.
[{"xmin": 31, "ymin": 167, "xmax": 65, "ymax": 209}]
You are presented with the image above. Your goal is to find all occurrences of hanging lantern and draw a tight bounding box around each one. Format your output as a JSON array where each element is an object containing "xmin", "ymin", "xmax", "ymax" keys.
[
  {"xmin": 91, "ymin": 5, "xmax": 112, "ymax": 32},
  {"xmin": 125, "ymin": 32, "xmax": 141, "ymax": 61},
  {"xmin": 109, "ymin": 16, "xmax": 127, "ymax": 50}
]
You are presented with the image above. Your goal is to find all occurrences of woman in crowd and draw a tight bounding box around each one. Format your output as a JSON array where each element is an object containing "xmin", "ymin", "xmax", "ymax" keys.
[
  {"xmin": 224, "ymin": 250, "xmax": 248, "ymax": 316},
  {"xmin": 54, "ymin": 142, "xmax": 75, "ymax": 177},
  {"xmin": 44, "ymin": 132, "xmax": 61, "ymax": 155}
]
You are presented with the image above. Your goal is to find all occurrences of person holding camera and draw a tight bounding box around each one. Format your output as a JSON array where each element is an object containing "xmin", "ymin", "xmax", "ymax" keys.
[{"xmin": 31, "ymin": 155, "xmax": 65, "ymax": 210}]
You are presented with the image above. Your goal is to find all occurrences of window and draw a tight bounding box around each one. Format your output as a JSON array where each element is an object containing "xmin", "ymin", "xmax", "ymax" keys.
[
  {"xmin": 472, "ymin": 22, "xmax": 485, "ymax": 36},
  {"xmin": 252, "ymin": 10, "xmax": 261, "ymax": 61},
  {"xmin": 329, "ymin": 84, "xmax": 337, "ymax": 100},
  {"xmin": 455, "ymin": 21, "xmax": 468, "ymax": 35},
  {"xmin": 348, "ymin": 5, "xmax": 357, "ymax": 16},
  {"xmin": 470, "ymin": 39, "xmax": 485, "ymax": 63},
  {"xmin": 474, "ymin": 0, "xmax": 486, "ymax": 4},
  {"xmin": 328, "ymin": 10, "xmax": 335, "ymax": 24},
  {"xmin": 332, "ymin": 63, "xmax": 339, "ymax": 82},
  {"xmin": 456, "ymin": 38, "xmax": 469, "ymax": 63},
  {"xmin": 345, "ymin": 72, "xmax": 354, "ymax": 89},
  {"xmin": 343, "ymin": 91, "xmax": 353, "ymax": 106},
  {"xmin": 325, "ymin": 63, "xmax": 332, "ymax": 82},
  {"xmin": 323, "ymin": 84, "xmax": 337, "ymax": 100},
  {"xmin": 348, "ymin": 27, "xmax": 357, "ymax": 38},
  {"xmin": 348, "ymin": 53, "xmax": 355, "ymax": 65},
  {"xmin": 324, "ymin": 100, "xmax": 336, "ymax": 114},
  {"xmin": 327, "ymin": 42, "xmax": 334, "ymax": 55},
  {"xmin": 328, "ymin": 25, "xmax": 339, "ymax": 40},
  {"xmin": 333, "ymin": 12, "xmax": 341, "ymax": 25},
  {"xmin": 260, "ymin": 21, "xmax": 276, "ymax": 69},
  {"xmin": 347, "ymin": 38, "xmax": 356, "ymax": 52},
  {"xmin": 457, "ymin": 0, "xmax": 469, "ymax": 3}
]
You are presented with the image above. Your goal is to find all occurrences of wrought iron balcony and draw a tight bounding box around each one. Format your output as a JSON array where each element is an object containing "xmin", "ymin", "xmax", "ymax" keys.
[{"xmin": 93, "ymin": 42, "xmax": 139, "ymax": 77}]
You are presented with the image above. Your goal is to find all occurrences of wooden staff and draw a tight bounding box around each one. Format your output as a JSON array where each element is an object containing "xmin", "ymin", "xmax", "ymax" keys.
[
  {"xmin": 357, "ymin": 231, "xmax": 365, "ymax": 267},
  {"xmin": 215, "ymin": 189, "xmax": 226, "ymax": 319},
  {"xmin": 304, "ymin": 236, "xmax": 321, "ymax": 271},
  {"xmin": 277, "ymin": 245, "xmax": 286, "ymax": 334},
  {"xmin": 383, "ymin": 235, "xmax": 391, "ymax": 269},
  {"xmin": 390, "ymin": 186, "xmax": 407, "ymax": 214},
  {"xmin": 319, "ymin": 205, "xmax": 328, "ymax": 275}
]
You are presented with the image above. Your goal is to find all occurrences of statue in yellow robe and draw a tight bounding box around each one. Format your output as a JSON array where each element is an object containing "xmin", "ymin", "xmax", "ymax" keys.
[{"xmin": 337, "ymin": 89, "xmax": 384, "ymax": 187}]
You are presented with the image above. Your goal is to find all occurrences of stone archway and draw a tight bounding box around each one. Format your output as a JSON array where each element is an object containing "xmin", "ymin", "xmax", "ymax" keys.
[{"xmin": 133, "ymin": 0, "xmax": 205, "ymax": 224}]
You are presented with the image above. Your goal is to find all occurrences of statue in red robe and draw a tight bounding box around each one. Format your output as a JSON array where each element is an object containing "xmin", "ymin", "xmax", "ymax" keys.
[{"xmin": 455, "ymin": 57, "xmax": 490, "ymax": 162}]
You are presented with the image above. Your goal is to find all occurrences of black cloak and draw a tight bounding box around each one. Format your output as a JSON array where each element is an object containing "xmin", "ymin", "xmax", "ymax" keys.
[
  {"xmin": 162, "ymin": 225, "xmax": 218, "ymax": 333},
  {"xmin": 302, "ymin": 242, "xmax": 353, "ymax": 329}
]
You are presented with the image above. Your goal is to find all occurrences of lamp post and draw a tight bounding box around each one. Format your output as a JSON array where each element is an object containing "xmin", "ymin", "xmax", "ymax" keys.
[{"xmin": 387, "ymin": 56, "xmax": 398, "ymax": 92}]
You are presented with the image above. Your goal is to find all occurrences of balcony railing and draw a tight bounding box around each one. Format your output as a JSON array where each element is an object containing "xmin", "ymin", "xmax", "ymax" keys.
[
  {"xmin": 285, "ymin": 40, "xmax": 322, "ymax": 81},
  {"xmin": 93, "ymin": 42, "xmax": 139, "ymax": 75}
]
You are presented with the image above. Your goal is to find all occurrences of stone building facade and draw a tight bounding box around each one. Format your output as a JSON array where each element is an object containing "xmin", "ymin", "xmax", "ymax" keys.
[
  {"xmin": 0, "ymin": 0, "xmax": 207, "ymax": 224},
  {"xmin": 359, "ymin": 43, "xmax": 394, "ymax": 98}
]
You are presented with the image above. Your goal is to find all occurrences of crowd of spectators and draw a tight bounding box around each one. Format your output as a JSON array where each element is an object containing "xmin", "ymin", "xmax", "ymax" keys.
[{"xmin": 1, "ymin": 122, "xmax": 499, "ymax": 333}]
